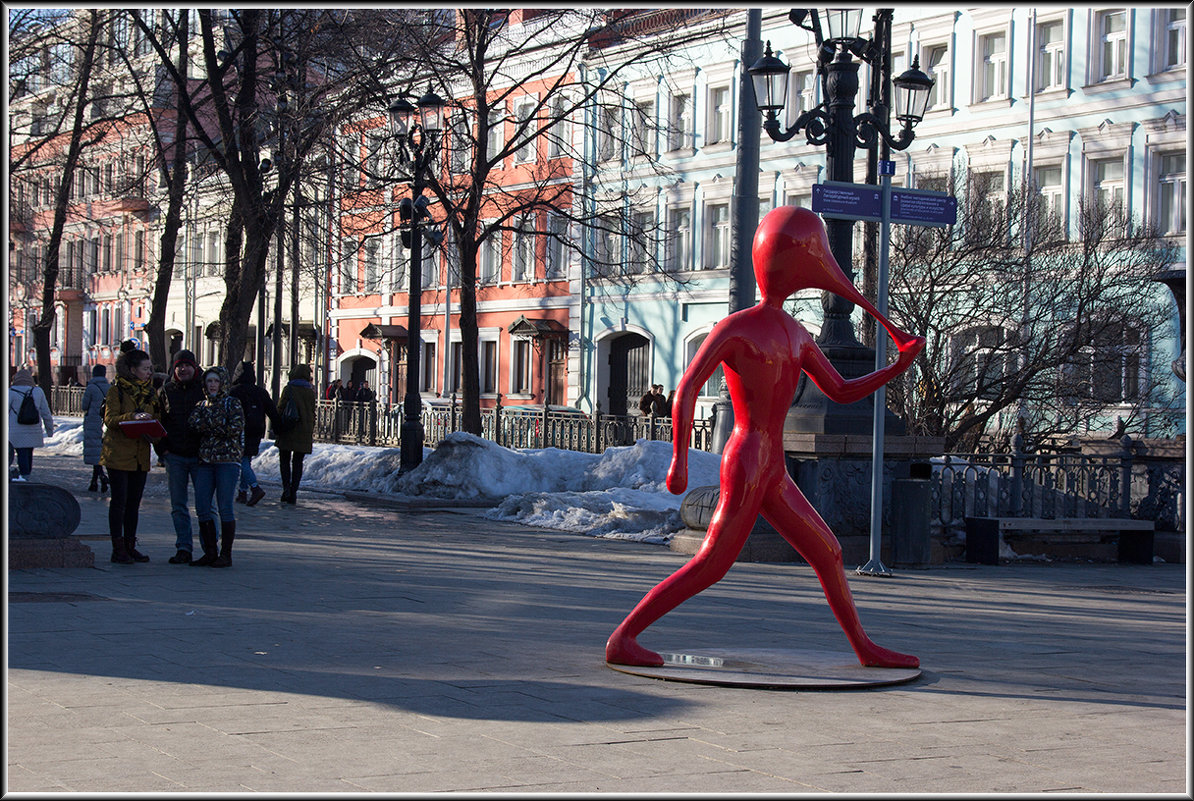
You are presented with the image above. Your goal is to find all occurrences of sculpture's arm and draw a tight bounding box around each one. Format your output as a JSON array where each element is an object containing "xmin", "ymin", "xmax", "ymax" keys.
[
  {"xmin": 802, "ymin": 330, "xmax": 925, "ymax": 406},
  {"xmin": 667, "ymin": 322, "xmax": 734, "ymax": 495}
]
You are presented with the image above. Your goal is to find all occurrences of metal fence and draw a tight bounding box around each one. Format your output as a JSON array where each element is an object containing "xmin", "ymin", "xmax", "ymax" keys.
[
  {"xmin": 49, "ymin": 385, "xmax": 1181, "ymax": 532},
  {"xmin": 933, "ymin": 434, "xmax": 1184, "ymax": 533},
  {"xmin": 51, "ymin": 386, "xmax": 715, "ymax": 455}
]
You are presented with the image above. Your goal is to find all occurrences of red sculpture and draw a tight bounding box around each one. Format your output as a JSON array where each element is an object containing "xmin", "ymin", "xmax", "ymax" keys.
[{"xmin": 606, "ymin": 206, "xmax": 925, "ymax": 669}]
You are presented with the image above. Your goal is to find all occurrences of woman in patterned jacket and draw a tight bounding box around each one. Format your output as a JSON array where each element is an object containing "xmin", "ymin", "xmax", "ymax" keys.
[{"xmin": 188, "ymin": 365, "xmax": 245, "ymax": 567}]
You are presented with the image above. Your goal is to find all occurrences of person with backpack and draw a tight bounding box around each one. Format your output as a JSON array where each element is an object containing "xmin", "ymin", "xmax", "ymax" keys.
[
  {"xmin": 155, "ymin": 350, "xmax": 207, "ymax": 564},
  {"xmin": 273, "ymin": 364, "xmax": 317, "ymax": 505},
  {"xmin": 8, "ymin": 367, "xmax": 54, "ymax": 482},
  {"xmin": 100, "ymin": 349, "xmax": 164, "ymax": 563},
  {"xmin": 228, "ymin": 361, "xmax": 278, "ymax": 507},
  {"xmin": 188, "ymin": 365, "xmax": 245, "ymax": 567},
  {"xmin": 81, "ymin": 364, "xmax": 111, "ymax": 492}
]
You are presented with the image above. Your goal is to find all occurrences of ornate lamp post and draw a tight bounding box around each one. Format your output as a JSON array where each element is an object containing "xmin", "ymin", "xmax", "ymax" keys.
[
  {"xmin": 748, "ymin": 8, "xmax": 933, "ymax": 434},
  {"xmin": 388, "ymin": 86, "xmax": 445, "ymax": 473}
]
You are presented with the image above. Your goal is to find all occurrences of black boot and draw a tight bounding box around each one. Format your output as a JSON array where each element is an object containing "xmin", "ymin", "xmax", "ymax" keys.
[
  {"xmin": 110, "ymin": 533, "xmax": 133, "ymax": 564},
  {"xmin": 190, "ymin": 520, "xmax": 220, "ymax": 567},
  {"xmin": 124, "ymin": 534, "xmax": 150, "ymax": 562},
  {"xmin": 211, "ymin": 521, "xmax": 236, "ymax": 568},
  {"xmin": 99, "ymin": 471, "xmax": 109, "ymax": 494},
  {"xmin": 88, "ymin": 476, "xmax": 98, "ymax": 492}
]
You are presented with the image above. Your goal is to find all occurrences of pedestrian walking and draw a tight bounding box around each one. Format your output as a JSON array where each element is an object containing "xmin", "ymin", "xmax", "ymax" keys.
[
  {"xmin": 100, "ymin": 349, "xmax": 163, "ymax": 564},
  {"xmin": 228, "ymin": 361, "xmax": 277, "ymax": 507},
  {"xmin": 188, "ymin": 366, "xmax": 245, "ymax": 568},
  {"xmin": 155, "ymin": 350, "xmax": 207, "ymax": 564},
  {"xmin": 81, "ymin": 364, "xmax": 110, "ymax": 492},
  {"xmin": 8, "ymin": 367, "xmax": 54, "ymax": 482},
  {"xmin": 274, "ymin": 364, "xmax": 316, "ymax": 505}
]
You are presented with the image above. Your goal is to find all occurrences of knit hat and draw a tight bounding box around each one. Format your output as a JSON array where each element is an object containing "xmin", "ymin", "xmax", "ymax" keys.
[
  {"xmin": 289, "ymin": 363, "xmax": 312, "ymax": 381},
  {"xmin": 120, "ymin": 339, "xmax": 137, "ymax": 353},
  {"xmin": 172, "ymin": 350, "xmax": 199, "ymax": 370},
  {"xmin": 12, "ymin": 367, "xmax": 34, "ymax": 386},
  {"xmin": 92, "ymin": 364, "xmax": 107, "ymax": 377}
]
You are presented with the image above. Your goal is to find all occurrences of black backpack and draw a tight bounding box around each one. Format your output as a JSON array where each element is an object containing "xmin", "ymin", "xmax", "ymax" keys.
[{"xmin": 16, "ymin": 389, "xmax": 40, "ymax": 425}]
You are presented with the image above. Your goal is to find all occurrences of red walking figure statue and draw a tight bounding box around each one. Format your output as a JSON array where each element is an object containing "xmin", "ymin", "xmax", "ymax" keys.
[{"xmin": 606, "ymin": 206, "xmax": 925, "ymax": 670}]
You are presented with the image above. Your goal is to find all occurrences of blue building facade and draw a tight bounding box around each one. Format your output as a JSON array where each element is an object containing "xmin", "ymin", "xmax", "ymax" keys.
[{"xmin": 573, "ymin": 6, "xmax": 1186, "ymax": 438}]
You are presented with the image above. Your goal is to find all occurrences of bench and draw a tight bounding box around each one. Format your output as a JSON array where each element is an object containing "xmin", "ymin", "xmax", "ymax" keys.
[{"xmin": 965, "ymin": 516, "xmax": 1156, "ymax": 565}]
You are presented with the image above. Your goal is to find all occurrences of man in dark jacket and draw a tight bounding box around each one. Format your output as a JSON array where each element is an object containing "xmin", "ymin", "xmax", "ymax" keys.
[
  {"xmin": 155, "ymin": 350, "xmax": 206, "ymax": 563},
  {"xmin": 228, "ymin": 361, "xmax": 278, "ymax": 506}
]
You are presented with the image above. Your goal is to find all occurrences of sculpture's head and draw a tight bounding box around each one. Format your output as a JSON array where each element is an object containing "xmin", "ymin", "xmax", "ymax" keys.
[{"xmin": 752, "ymin": 205, "xmax": 869, "ymax": 308}]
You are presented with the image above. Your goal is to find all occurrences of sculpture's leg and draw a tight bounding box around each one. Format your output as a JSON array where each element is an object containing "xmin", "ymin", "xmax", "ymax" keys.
[
  {"xmin": 762, "ymin": 476, "xmax": 919, "ymax": 669},
  {"xmin": 606, "ymin": 458, "xmax": 763, "ymax": 666}
]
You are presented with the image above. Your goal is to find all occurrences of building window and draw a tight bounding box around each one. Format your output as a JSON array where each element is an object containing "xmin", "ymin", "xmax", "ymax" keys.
[
  {"xmin": 548, "ymin": 94, "xmax": 571, "ymax": 159},
  {"xmin": 627, "ymin": 210, "xmax": 654, "ymax": 274},
  {"xmin": 787, "ymin": 69, "xmax": 816, "ymax": 124},
  {"xmin": 481, "ymin": 339, "xmax": 498, "ymax": 394},
  {"xmin": 668, "ymin": 92, "xmax": 690, "ymax": 152},
  {"xmin": 705, "ymin": 202, "xmax": 730, "ymax": 269},
  {"xmin": 1097, "ymin": 10, "xmax": 1128, "ymax": 80},
  {"xmin": 486, "ymin": 107, "xmax": 504, "ymax": 162},
  {"xmin": 449, "ymin": 112, "xmax": 471, "ymax": 175},
  {"xmin": 978, "ymin": 31, "xmax": 1008, "ymax": 101},
  {"xmin": 1163, "ymin": 9, "xmax": 1186, "ymax": 70},
  {"xmin": 1068, "ymin": 326, "xmax": 1141, "ymax": 403},
  {"xmin": 1157, "ymin": 153, "xmax": 1186, "ymax": 235},
  {"xmin": 545, "ymin": 214, "xmax": 568, "ymax": 279},
  {"xmin": 512, "ymin": 339, "xmax": 532, "ymax": 395},
  {"xmin": 595, "ymin": 214, "xmax": 620, "ymax": 270},
  {"xmin": 596, "ymin": 106, "xmax": 619, "ymax": 162},
  {"xmin": 364, "ymin": 237, "xmax": 382, "ymax": 293},
  {"xmin": 955, "ymin": 326, "xmax": 1012, "ymax": 400},
  {"xmin": 1092, "ymin": 158, "xmax": 1124, "ymax": 211},
  {"xmin": 666, "ymin": 206, "xmax": 692, "ymax": 272},
  {"xmin": 923, "ymin": 44, "xmax": 949, "ymax": 110},
  {"xmin": 341, "ymin": 237, "xmax": 358, "ymax": 294},
  {"xmin": 206, "ymin": 231, "xmax": 220, "ymax": 276},
  {"xmin": 688, "ymin": 334, "xmax": 725, "ymax": 399},
  {"xmin": 706, "ymin": 85, "xmax": 731, "ymax": 146},
  {"xmin": 479, "ymin": 230, "xmax": 501, "ymax": 284},
  {"xmin": 631, "ymin": 99, "xmax": 655, "ymax": 157},
  {"xmin": 1033, "ymin": 165, "xmax": 1065, "ymax": 238},
  {"xmin": 1037, "ymin": 20, "xmax": 1066, "ymax": 91},
  {"xmin": 420, "ymin": 341, "xmax": 437, "ymax": 393},
  {"xmin": 514, "ymin": 97, "xmax": 537, "ymax": 164},
  {"xmin": 512, "ymin": 217, "xmax": 534, "ymax": 282}
]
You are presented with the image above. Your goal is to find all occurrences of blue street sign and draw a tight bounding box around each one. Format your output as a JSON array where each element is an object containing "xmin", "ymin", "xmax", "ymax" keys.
[
  {"xmin": 811, "ymin": 182, "xmax": 882, "ymax": 221},
  {"xmin": 879, "ymin": 159, "xmax": 896, "ymax": 175},
  {"xmin": 889, "ymin": 188, "xmax": 957, "ymax": 227}
]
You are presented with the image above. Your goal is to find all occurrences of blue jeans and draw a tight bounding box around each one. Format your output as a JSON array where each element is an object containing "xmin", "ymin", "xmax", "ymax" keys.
[
  {"xmin": 165, "ymin": 453, "xmax": 202, "ymax": 552},
  {"xmin": 238, "ymin": 455, "xmax": 258, "ymax": 491},
  {"xmin": 194, "ymin": 462, "xmax": 239, "ymax": 525}
]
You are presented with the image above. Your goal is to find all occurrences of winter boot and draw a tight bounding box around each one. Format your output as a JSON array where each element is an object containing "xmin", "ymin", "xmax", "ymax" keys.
[
  {"xmin": 236, "ymin": 490, "xmax": 248, "ymax": 504},
  {"xmin": 211, "ymin": 521, "xmax": 236, "ymax": 568},
  {"xmin": 88, "ymin": 476, "xmax": 98, "ymax": 492},
  {"xmin": 99, "ymin": 471, "xmax": 109, "ymax": 494},
  {"xmin": 247, "ymin": 486, "xmax": 266, "ymax": 507},
  {"xmin": 110, "ymin": 533, "xmax": 133, "ymax": 564},
  {"xmin": 124, "ymin": 535, "xmax": 150, "ymax": 562},
  {"xmin": 190, "ymin": 520, "xmax": 220, "ymax": 567}
]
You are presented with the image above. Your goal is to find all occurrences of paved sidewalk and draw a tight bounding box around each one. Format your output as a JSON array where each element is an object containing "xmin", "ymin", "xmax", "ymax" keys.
[{"xmin": 6, "ymin": 452, "xmax": 1188, "ymax": 794}]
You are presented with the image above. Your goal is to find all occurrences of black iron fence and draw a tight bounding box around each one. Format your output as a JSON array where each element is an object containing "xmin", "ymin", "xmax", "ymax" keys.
[{"xmin": 49, "ymin": 385, "xmax": 1181, "ymax": 533}]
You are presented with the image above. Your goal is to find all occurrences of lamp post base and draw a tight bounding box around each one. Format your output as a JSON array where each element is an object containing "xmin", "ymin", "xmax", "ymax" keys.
[{"xmin": 399, "ymin": 418, "xmax": 424, "ymax": 474}]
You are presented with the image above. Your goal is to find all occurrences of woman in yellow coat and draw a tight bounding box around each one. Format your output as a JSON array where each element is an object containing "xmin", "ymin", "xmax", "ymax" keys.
[{"xmin": 100, "ymin": 348, "xmax": 164, "ymax": 563}]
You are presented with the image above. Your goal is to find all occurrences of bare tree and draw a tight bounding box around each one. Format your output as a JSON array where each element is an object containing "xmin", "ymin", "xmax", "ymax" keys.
[
  {"xmin": 9, "ymin": 10, "xmax": 104, "ymax": 396},
  {"xmin": 386, "ymin": 9, "xmax": 731, "ymax": 435},
  {"xmin": 883, "ymin": 173, "xmax": 1180, "ymax": 450}
]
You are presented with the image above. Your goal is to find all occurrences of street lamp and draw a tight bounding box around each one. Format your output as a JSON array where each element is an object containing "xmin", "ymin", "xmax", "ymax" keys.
[
  {"xmin": 388, "ymin": 84, "xmax": 445, "ymax": 473},
  {"xmin": 747, "ymin": 8, "xmax": 932, "ymax": 435}
]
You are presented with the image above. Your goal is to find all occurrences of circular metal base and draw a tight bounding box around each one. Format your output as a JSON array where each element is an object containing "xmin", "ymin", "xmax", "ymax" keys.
[{"xmin": 606, "ymin": 648, "xmax": 921, "ymax": 690}]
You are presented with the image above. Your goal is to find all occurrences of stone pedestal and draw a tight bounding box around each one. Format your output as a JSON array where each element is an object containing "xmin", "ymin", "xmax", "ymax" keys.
[
  {"xmin": 669, "ymin": 485, "xmax": 801, "ymax": 563},
  {"xmin": 8, "ymin": 481, "xmax": 93, "ymax": 569},
  {"xmin": 783, "ymin": 434, "xmax": 946, "ymax": 565}
]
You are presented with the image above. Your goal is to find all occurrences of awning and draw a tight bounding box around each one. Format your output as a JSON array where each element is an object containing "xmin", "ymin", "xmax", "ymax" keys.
[
  {"xmin": 204, "ymin": 320, "xmax": 222, "ymax": 339},
  {"xmin": 265, "ymin": 321, "xmax": 320, "ymax": 340},
  {"xmin": 507, "ymin": 315, "xmax": 568, "ymax": 338},
  {"xmin": 360, "ymin": 323, "xmax": 409, "ymax": 340}
]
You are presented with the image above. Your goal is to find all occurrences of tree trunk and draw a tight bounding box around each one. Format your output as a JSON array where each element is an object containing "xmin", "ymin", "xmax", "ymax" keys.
[
  {"xmin": 33, "ymin": 12, "xmax": 100, "ymax": 396},
  {"xmin": 456, "ymin": 242, "xmax": 483, "ymax": 435},
  {"xmin": 143, "ymin": 8, "xmax": 189, "ymax": 373}
]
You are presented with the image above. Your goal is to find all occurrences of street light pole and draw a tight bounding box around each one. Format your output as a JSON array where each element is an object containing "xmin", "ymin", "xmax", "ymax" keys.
[
  {"xmin": 749, "ymin": 8, "xmax": 933, "ymax": 435},
  {"xmin": 389, "ymin": 87, "xmax": 446, "ymax": 474}
]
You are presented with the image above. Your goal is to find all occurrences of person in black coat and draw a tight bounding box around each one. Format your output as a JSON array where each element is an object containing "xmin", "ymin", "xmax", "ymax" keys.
[
  {"xmin": 228, "ymin": 361, "xmax": 278, "ymax": 506},
  {"xmin": 154, "ymin": 350, "xmax": 207, "ymax": 564}
]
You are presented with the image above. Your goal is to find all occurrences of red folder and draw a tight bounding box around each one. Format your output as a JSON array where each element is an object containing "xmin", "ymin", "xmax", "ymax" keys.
[{"xmin": 119, "ymin": 419, "xmax": 167, "ymax": 439}]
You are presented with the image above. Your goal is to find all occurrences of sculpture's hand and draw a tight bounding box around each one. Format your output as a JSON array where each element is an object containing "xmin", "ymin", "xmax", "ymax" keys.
[
  {"xmin": 895, "ymin": 334, "xmax": 926, "ymax": 366},
  {"xmin": 666, "ymin": 458, "xmax": 688, "ymax": 495}
]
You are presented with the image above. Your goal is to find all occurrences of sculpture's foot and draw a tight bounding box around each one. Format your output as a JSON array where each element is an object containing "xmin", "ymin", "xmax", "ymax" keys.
[
  {"xmin": 605, "ymin": 632, "xmax": 664, "ymax": 667},
  {"xmin": 855, "ymin": 641, "xmax": 919, "ymax": 669}
]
